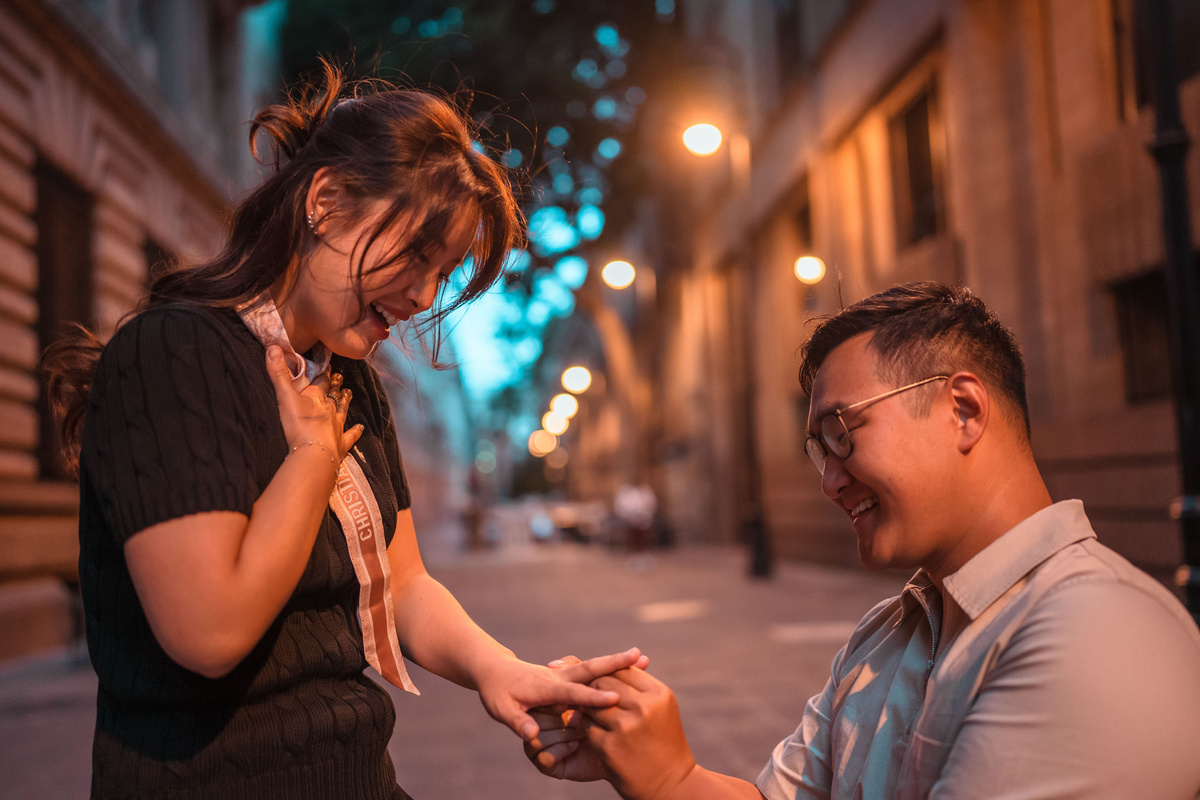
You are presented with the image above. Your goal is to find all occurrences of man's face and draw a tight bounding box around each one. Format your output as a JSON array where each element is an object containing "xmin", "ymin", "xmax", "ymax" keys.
[{"xmin": 806, "ymin": 332, "xmax": 962, "ymax": 573}]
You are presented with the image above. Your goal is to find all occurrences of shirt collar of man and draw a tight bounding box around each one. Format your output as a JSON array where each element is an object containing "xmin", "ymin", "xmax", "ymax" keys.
[
  {"xmin": 939, "ymin": 499, "xmax": 1096, "ymax": 620},
  {"xmin": 893, "ymin": 500, "xmax": 1096, "ymax": 631},
  {"xmin": 236, "ymin": 292, "xmax": 332, "ymax": 389}
]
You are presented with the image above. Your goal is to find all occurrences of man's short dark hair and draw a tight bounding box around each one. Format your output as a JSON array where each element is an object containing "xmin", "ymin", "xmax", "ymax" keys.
[{"xmin": 798, "ymin": 282, "xmax": 1031, "ymax": 440}]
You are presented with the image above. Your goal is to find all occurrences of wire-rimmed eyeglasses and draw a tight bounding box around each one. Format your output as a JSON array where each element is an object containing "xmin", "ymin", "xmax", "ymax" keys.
[{"xmin": 804, "ymin": 376, "xmax": 949, "ymax": 475}]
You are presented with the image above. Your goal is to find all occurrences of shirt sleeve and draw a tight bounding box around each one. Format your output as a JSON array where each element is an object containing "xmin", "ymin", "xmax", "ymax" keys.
[
  {"xmin": 755, "ymin": 645, "xmax": 847, "ymax": 800},
  {"xmin": 930, "ymin": 578, "xmax": 1200, "ymax": 799},
  {"xmin": 86, "ymin": 307, "xmax": 260, "ymax": 544}
]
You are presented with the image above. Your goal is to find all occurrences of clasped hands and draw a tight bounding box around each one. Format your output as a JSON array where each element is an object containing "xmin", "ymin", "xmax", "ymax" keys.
[{"xmin": 523, "ymin": 654, "xmax": 698, "ymax": 800}]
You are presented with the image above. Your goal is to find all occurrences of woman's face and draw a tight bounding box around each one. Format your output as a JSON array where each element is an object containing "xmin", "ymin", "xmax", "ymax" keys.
[{"xmin": 277, "ymin": 198, "xmax": 479, "ymax": 359}]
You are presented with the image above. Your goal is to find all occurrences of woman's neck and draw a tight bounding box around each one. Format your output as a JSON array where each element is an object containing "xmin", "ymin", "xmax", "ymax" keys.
[{"xmin": 269, "ymin": 280, "xmax": 317, "ymax": 355}]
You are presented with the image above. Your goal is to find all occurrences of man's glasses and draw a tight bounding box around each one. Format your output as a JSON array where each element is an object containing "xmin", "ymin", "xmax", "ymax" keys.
[{"xmin": 804, "ymin": 376, "xmax": 949, "ymax": 475}]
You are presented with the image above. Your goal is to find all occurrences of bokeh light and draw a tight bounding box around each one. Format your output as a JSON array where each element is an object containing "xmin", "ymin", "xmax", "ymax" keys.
[
  {"xmin": 562, "ymin": 366, "xmax": 592, "ymax": 393},
  {"xmin": 528, "ymin": 430, "xmax": 558, "ymax": 457},
  {"xmin": 794, "ymin": 256, "xmax": 826, "ymax": 284},
  {"xmin": 597, "ymin": 138, "xmax": 622, "ymax": 160},
  {"xmin": 554, "ymin": 256, "xmax": 588, "ymax": 289},
  {"xmin": 550, "ymin": 392, "xmax": 579, "ymax": 418},
  {"xmin": 545, "ymin": 447, "xmax": 569, "ymax": 469},
  {"xmin": 474, "ymin": 450, "xmax": 496, "ymax": 473},
  {"xmin": 576, "ymin": 205, "xmax": 605, "ymax": 239},
  {"xmin": 602, "ymin": 260, "xmax": 635, "ymax": 289},
  {"xmin": 683, "ymin": 123, "xmax": 722, "ymax": 156},
  {"xmin": 542, "ymin": 411, "xmax": 569, "ymax": 435}
]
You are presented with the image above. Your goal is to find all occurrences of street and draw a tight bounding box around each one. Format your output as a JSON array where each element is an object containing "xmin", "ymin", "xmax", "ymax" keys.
[{"xmin": 0, "ymin": 522, "xmax": 905, "ymax": 799}]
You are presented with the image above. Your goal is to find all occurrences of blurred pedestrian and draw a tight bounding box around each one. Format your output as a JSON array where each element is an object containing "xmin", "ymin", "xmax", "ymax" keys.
[
  {"xmin": 614, "ymin": 483, "xmax": 656, "ymax": 550},
  {"xmin": 527, "ymin": 282, "xmax": 1200, "ymax": 799},
  {"xmin": 43, "ymin": 62, "xmax": 641, "ymax": 800}
]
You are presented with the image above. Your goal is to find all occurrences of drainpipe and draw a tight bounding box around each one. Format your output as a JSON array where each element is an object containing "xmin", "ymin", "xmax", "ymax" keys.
[{"xmin": 1139, "ymin": 0, "xmax": 1200, "ymax": 624}]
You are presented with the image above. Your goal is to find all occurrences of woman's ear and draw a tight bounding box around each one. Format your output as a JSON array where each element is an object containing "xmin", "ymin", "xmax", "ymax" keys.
[
  {"xmin": 948, "ymin": 371, "xmax": 989, "ymax": 453},
  {"xmin": 305, "ymin": 167, "xmax": 347, "ymax": 235}
]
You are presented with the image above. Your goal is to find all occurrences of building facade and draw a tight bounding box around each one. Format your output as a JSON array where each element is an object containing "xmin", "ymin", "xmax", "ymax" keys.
[
  {"xmin": 0, "ymin": 0, "xmax": 282, "ymax": 660},
  {"xmin": 649, "ymin": 0, "xmax": 1200, "ymax": 583}
]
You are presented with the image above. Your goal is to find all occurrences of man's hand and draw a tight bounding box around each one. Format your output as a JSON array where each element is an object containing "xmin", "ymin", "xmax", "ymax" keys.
[
  {"xmin": 524, "ymin": 653, "xmax": 651, "ymax": 782},
  {"xmin": 584, "ymin": 667, "xmax": 697, "ymax": 800}
]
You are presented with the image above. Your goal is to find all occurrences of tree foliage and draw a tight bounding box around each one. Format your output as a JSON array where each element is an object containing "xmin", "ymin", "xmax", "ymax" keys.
[{"xmin": 281, "ymin": 0, "xmax": 673, "ymax": 244}]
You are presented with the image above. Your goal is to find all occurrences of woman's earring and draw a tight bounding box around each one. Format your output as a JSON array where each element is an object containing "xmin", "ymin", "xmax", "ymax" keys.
[{"xmin": 306, "ymin": 212, "xmax": 316, "ymax": 233}]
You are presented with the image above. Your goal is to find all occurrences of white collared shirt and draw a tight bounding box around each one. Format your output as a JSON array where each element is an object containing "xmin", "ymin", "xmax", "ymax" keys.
[
  {"xmin": 236, "ymin": 294, "xmax": 331, "ymax": 389},
  {"xmin": 756, "ymin": 500, "xmax": 1200, "ymax": 799}
]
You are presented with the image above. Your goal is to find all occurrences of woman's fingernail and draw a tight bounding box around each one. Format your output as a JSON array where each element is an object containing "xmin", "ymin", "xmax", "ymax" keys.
[
  {"xmin": 548, "ymin": 660, "xmax": 566, "ymax": 668},
  {"xmin": 266, "ymin": 345, "xmax": 280, "ymax": 360}
]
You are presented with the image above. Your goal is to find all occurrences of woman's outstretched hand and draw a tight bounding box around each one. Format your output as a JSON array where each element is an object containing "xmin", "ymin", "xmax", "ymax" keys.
[
  {"xmin": 266, "ymin": 345, "xmax": 363, "ymax": 462},
  {"xmin": 475, "ymin": 648, "xmax": 646, "ymax": 744}
]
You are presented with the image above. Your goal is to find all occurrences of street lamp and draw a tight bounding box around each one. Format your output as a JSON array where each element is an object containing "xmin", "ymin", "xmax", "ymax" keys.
[
  {"xmin": 794, "ymin": 256, "xmax": 826, "ymax": 284},
  {"xmin": 542, "ymin": 411, "xmax": 569, "ymax": 436},
  {"xmin": 528, "ymin": 430, "xmax": 557, "ymax": 457},
  {"xmin": 550, "ymin": 392, "xmax": 579, "ymax": 419},
  {"xmin": 682, "ymin": 123, "xmax": 723, "ymax": 156},
  {"xmin": 562, "ymin": 366, "xmax": 592, "ymax": 393},
  {"xmin": 682, "ymin": 117, "xmax": 771, "ymax": 578},
  {"xmin": 602, "ymin": 260, "xmax": 636, "ymax": 289}
]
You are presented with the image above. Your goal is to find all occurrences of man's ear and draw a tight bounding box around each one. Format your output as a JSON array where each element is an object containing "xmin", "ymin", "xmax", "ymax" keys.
[{"xmin": 948, "ymin": 371, "xmax": 988, "ymax": 453}]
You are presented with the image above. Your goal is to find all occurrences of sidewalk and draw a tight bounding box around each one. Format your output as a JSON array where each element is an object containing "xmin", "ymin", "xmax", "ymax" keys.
[{"xmin": 0, "ymin": 535, "xmax": 904, "ymax": 799}]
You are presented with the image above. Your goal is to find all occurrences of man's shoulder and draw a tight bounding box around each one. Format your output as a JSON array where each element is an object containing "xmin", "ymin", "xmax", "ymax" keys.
[
  {"xmin": 837, "ymin": 590, "xmax": 911, "ymax": 663},
  {"xmin": 1029, "ymin": 535, "xmax": 1200, "ymax": 645}
]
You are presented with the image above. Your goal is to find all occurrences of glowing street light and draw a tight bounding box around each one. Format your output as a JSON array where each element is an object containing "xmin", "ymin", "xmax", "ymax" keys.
[
  {"xmin": 602, "ymin": 260, "xmax": 636, "ymax": 289},
  {"xmin": 562, "ymin": 366, "xmax": 592, "ymax": 393},
  {"xmin": 542, "ymin": 411, "xmax": 569, "ymax": 436},
  {"xmin": 528, "ymin": 429, "xmax": 558, "ymax": 457},
  {"xmin": 683, "ymin": 123, "xmax": 723, "ymax": 156},
  {"xmin": 550, "ymin": 392, "xmax": 579, "ymax": 419},
  {"xmin": 794, "ymin": 256, "xmax": 826, "ymax": 284}
]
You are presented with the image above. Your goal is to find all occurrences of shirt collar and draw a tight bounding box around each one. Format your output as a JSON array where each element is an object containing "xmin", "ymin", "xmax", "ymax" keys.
[
  {"xmin": 236, "ymin": 293, "xmax": 331, "ymax": 390},
  {"xmin": 941, "ymin": 499, "xmax": 1096, "ymax": 620},
  {"xmin": 897, "ymin": 570, "xmax": 939, "ymax": 623}
]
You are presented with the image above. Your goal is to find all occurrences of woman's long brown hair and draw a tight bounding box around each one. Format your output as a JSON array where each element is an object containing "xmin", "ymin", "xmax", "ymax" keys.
[{"xmin": 42, "ymin": 61, "xmax": 524, "ymax": 474}]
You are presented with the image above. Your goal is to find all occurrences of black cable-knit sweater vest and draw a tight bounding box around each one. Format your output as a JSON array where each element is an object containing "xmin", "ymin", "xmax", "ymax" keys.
[{"xmin": 78, "ymin": 304, "xmax": 413, "ymax": 799}]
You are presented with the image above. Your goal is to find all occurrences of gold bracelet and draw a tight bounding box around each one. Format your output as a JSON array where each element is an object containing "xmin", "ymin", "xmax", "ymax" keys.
[{"xmin": 290, "ymin": 440, "xmax": 339, "ymax": 467}]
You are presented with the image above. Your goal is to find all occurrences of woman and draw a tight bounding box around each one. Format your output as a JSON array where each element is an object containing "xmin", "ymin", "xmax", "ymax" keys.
[{"xmin": 45, "ymin": 66, "xmax": 641, "ymax": 799}]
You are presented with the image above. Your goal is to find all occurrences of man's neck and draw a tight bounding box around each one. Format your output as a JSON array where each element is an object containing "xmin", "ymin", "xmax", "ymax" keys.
[{"xmin": 927, "ymin": 462, "xmax": 1053, "ymax": 590}]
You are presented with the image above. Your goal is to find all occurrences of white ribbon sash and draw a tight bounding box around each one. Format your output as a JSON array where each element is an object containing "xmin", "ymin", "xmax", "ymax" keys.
[
  {"xmin": 237, "ymin": 293, "xmax": 416, "ymax": 695},
  {"xmin": 328, "ymin": 454, "xmax": 419, "ymax": 695}
]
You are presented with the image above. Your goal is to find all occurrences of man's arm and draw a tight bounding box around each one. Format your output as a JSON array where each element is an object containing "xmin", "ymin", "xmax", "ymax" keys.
[
  {"xmin": 527, "ymin": 641, "xmax": 853, "ymax": 799},
  {"xmin": 932, "ymin": 580, "xmax": 1200, "ymax": 799}
]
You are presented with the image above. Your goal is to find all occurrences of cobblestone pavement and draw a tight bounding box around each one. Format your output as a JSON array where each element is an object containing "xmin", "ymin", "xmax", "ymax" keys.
[{"xmin": 0, "ymin": 522, "xmax": 904, "ymax": 799}]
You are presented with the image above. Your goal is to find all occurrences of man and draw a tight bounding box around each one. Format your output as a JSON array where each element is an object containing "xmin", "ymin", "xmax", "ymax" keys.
[{"xmin": 528, "ymin": 282, "xmax": 1200, "ymax": 799}]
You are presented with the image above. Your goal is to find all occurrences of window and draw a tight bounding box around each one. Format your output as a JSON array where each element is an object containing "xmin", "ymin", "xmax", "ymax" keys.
[
  {"xmin": 1112, "ymin": 269, "xmax": 1176, "ymax": 404},
  {"xmin": 774, "ymin": 0, "xmax": 804, "ymax": 85},
  {"xmin": 889, "ymin": 83, "xmax": 943, "ymax": 247},
  {"xmin": 1114, "ymin": 0, "xmax": 1200, "ymax": 115},
  {"xmin": 35, "ymin": 160, "xmax": 94, "ymax": 480}
]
